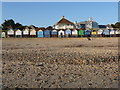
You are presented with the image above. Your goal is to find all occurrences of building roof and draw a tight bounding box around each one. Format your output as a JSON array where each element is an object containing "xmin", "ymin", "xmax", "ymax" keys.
[
  {"xmin": 35, "ymin": 27, "xmax": 46, "ymax": 31},
  {"xmin": 76, "ymin": 21, "xmax": 89, "ymax": 25},
  {"xmin": 55, "ymin": 16, "xmax": 74, "ymax": 25},
  {"xmin": 98, "ymin": 25, "xmax": 106, "ymax": 28}
]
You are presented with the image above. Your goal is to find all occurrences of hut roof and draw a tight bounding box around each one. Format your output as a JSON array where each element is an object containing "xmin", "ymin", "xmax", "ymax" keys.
[
  {"xmin": 35, "ymin": 27, "xmax": 46, "ymax": 31},
  {"xmin": 98, "ymin": 25, "xmax": 106, "ymax": 28},
  {"xmin": 55, "ymin": 16, "xmax": 74, "ymax": 25}
]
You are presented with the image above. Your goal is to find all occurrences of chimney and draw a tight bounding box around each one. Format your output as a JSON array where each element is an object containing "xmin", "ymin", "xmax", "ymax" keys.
[
  {"xmin": 62, "ymin": 16, "xmax": 65, "ymax": 19},
  {"xmin": 89, "ymin": 17, "xmax": 93, "ymax": 22},
  {"xmin": 74, "ymin": 21, "xmax": 77, "ymax": 24}
]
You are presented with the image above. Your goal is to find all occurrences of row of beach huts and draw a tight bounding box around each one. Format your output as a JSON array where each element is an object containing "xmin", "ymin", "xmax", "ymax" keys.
[{"xmin": 1, "ymin": 28, "xmax": 120, "ymax": 38}]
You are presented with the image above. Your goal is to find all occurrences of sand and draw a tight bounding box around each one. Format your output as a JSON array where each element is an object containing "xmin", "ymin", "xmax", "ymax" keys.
[{"xmin": 2, "ymin": 38, "xmax": 119, "ymax": 88}]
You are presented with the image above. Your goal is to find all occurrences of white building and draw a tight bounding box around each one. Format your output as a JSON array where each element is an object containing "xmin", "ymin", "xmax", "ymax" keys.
[
  {"xmin": 55, "ymin": 16, "xmax": 76, "ymax": 29},
  {"xmin": 76, "ymin": 18, "xmax": 99, "ymax": 29}
]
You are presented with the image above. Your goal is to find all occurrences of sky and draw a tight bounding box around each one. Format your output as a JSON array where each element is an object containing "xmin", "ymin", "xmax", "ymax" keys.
[{"xmin": 2, "ymin": 2, "xmax": 118, "ymax": 27}]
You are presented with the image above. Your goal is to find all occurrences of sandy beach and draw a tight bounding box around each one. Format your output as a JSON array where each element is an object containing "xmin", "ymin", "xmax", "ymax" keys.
[{"xmin": 2, "ymin": 38, "xmax": 119, "ymax": 88}]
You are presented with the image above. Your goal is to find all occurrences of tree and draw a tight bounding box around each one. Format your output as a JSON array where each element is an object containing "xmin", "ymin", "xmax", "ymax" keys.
[
  {"xmin": 15, "ymin": 23, "xmax": 22, "ymax": 29},
  {"xmin": 111, "ymin": 24, "xmax": 116, "ymax": 28},
  {"xmin": 115, "ymin": 22, "xmax": 120, "ymax": 29},
  {"xmin": 46, "ymin": 26, "xmax": 53, "ymax": 30},
  {"xmin": 2, "ymin": 19, "xmax": 15, "ymax": 30},
  {"xmin": 16, "ymin": 26, "xmax": 26, "ymax": 30},
  {"xmin": 2, "ymin": 19, "xmax": 27, "ymax": 30}
]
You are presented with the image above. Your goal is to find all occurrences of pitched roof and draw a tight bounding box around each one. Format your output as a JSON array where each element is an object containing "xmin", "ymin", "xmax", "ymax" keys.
[
  {"xmin": 76, "ymin": 21, "xmax": 89, "ymax": 25},
  {"xmin": 98, "ymin": 25, "xmax": 106, "ymax": 28},
  {"xmin": 55, "ymin": 16, "xmax": 74, "ymax": 25}
]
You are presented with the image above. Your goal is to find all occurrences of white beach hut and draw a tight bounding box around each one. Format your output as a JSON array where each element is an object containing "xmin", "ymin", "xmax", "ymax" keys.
[
  {"xmin": 72, "ymin": 29, "xmax": 78, "ymax": 37},
  {"xmin": 7, "ymin": 29, "xmax": 14, "ymax": 37},
  {"xmin": 115, "ymin": 30, "xmax": 120, "ymax": 37},
  {"xmin": 23, "ymin": 29, "xmax": 29, "ymax": 37},
  {"xmin": 30, "ymin": 29, "xmax": 36, "ymax": 37},
  {"xmin": 97, "ymin": 29, "xmax": 103, "ymax": 37},
  {"xmin": 110, "ymin": 28, "xmax": 115, "ymax": 37},
  {"xmin": 15, "ymin": 29, "xmax": 22, "ymax": 38},
  {"xmin": 58, "ymin": 30, "xmax": 65, "ymax": 38}
]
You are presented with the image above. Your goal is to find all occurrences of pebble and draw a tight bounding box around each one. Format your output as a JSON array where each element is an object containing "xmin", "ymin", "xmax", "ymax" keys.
[{"xmin": 2, "ymin": 38, "xmax": 118, "ymax": 88}]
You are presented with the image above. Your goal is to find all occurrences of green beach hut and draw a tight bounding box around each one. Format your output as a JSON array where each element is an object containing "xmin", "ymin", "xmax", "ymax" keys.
[
  {"xmin": 1, "ymin": 32, "xmax": 6, "ymax": 38},
  {"xmin": 78, "ymin": 30, "xmax": 85, "ymax": 37}
]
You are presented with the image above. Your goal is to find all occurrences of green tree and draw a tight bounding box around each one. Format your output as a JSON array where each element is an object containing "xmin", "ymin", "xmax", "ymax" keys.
[
  {"xmin": 2, "ymin": 19, "xmax": 15, "ymax": 30},
  {"xmin": 115, "ymin": 22, "xmax": 120, "ymax": 29},
  {"xmin": 15, "ymin": 23, "xmax": 22, "ymax": 29},
  {"xmin": 16, "ymin": 26, "xmax": 26, "ymax": 30},
  {"xmin": 46, "ymin": 26, "xmax": 53, "ymax": 30}
]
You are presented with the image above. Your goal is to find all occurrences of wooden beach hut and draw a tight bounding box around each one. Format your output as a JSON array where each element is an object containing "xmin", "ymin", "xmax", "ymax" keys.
[
  {"xmin": 37, "ymin": 30, "xmax": 44, "ymax": 38},
  {"xmin": 103, "ymin": 29, "xmax": 110, "ymax": 37},
  {"xmin": 115, "ymin": 30, "xmax": 120, "ymax": 37},
  {"xmin": 91, "ymin": 30, "xmax": 97, "ymax": 37},
  {"xmin": 44, "ymin": 29, "xmax": 51, "ymax": 38},
  {"xmin": 85, "ymin": 30, "xmax": 91, "ymax": 37},
  {"xmin": 15, "ymin": 29, "xmax": 22, "ymax": 38},
  {"xmin": 78, "ymin": 30, "xmax": 85, "ymax": 37},
  {"xmin": 23, "ymin": 29, "xmax": 29, "ymax": 38},
  {"xmin": 30, "ymin": 29, "xmax": 36, "ymax": 38},
  {"xmin": 65, "ymin": 29, "xmax": 72, "ymax": 37},
  {"xmin": 110, "ymin": 29, "xmax": 115, "ymax": 37},
  {"xmin": 51, "ymin": 30, "xmax": 57, "ymax": 37},
  {"xmin": 97, "ymin": 29, "xmax": 103, "ymax": 37},
  {"xmin": 58, "ymin": 30, "xmax": 65, "ymax": 38},
  {"xmin": 72, "ymin": 29, "xmax": 78, "ymax": 37},
  {"xmin": 1, "ymin": 32, "xmax": 6, "ymax": 38},
  {"xmin": 7, "ymin": 29, "xmax": 14, "ymax": 37}
]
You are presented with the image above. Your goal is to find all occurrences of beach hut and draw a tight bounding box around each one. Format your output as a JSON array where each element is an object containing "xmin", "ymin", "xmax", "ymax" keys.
[
  {"xmin": 15, "ymin": 29, "xmax": 22, "ymax": 38},
  {"xmin": 1, "ymin": 32, "xmax": 6, "ymax": 38},
  {"xmin": 37, "ymin": 30, "xmax": 44, "ymax": 38},
  {"xmin": 91, "ymin": 30, "xmax": 97, "ymax": 37},
  {"xmin": 85, "ymin": 30, "xmax": 91, "ymax": 37},
  {"xmin": 72, "ymin": 29, "xmax": 78, "ymax": 37},
  {"xmin": 51, "ymin": 30, "xmax": 57, "ymax": 37},
  {"xmin": 103, "ymin": 29, "xmax": 110, "ymax": 37},
  {"xmin": 30, "ymin": 29, "xmax": 36, "ymax": 38},
  {"xmin": 78, "ymin": 30, "xmax": 85, "ymax": 37},
  {"xmin": 65, "ymin": 29, "xmax": 72, "ymax": 37},
  {"xmin": 58, "ymin": 30, "xmax": 65, "ymax": 38},
  {"xmin": 44, "ymin": 29, "xmax": 51, "ymax": 38},
  {"xmin": 97, "ymin": 29, "xmax": 103, "ymax": 37},
  {"xmin": 23, "ymin": 29, "xmax": 29, "ymax": 38},
  {"xmin": 7, "ymin": 29, "xmax": 14, "ymax": 37},
  {"xmin": 110, "ymin": 29, "xmax": 115, "ymax": 37},
  {"xmin": 115, "ymin": 30, "xmax": 120, "ymax": 37}
]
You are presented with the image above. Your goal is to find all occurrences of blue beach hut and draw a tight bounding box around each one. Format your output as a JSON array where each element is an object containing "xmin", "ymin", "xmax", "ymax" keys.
[
  {"xmin": 65, "ymin": 29, "xmax": 72, "ymax": 37},
  {"xmin": 37, "ymin": 30, "xmax": 43, "ymax": 38},
  {"xmin": 85, "ymin": 30, "xmax": 91, "ymax": 37},
  {"xmin": 51, "ymin": 30, "xmax": 57, "ymax": 37},
  {"xmin": 44, "ymin": 29, "xmax": 50, "ymax": 38},
  {"xmin": 103, "ymin": 29, "xmax": 110, "ymax": 37}
]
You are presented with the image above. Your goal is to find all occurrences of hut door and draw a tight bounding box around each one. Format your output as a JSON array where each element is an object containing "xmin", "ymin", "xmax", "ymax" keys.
[{"xmin": 60, "ymin": 32, "xmax": 63, "ymax": 37}]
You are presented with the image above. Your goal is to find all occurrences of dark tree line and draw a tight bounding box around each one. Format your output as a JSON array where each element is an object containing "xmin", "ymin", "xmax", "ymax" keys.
[
  {"xmin": 111, "ymin": 22, "xmax": 120, "ymax": 29},
  {"xmin": 1, "ymin": 19, "xmax": 32, "ymax": 30}
]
